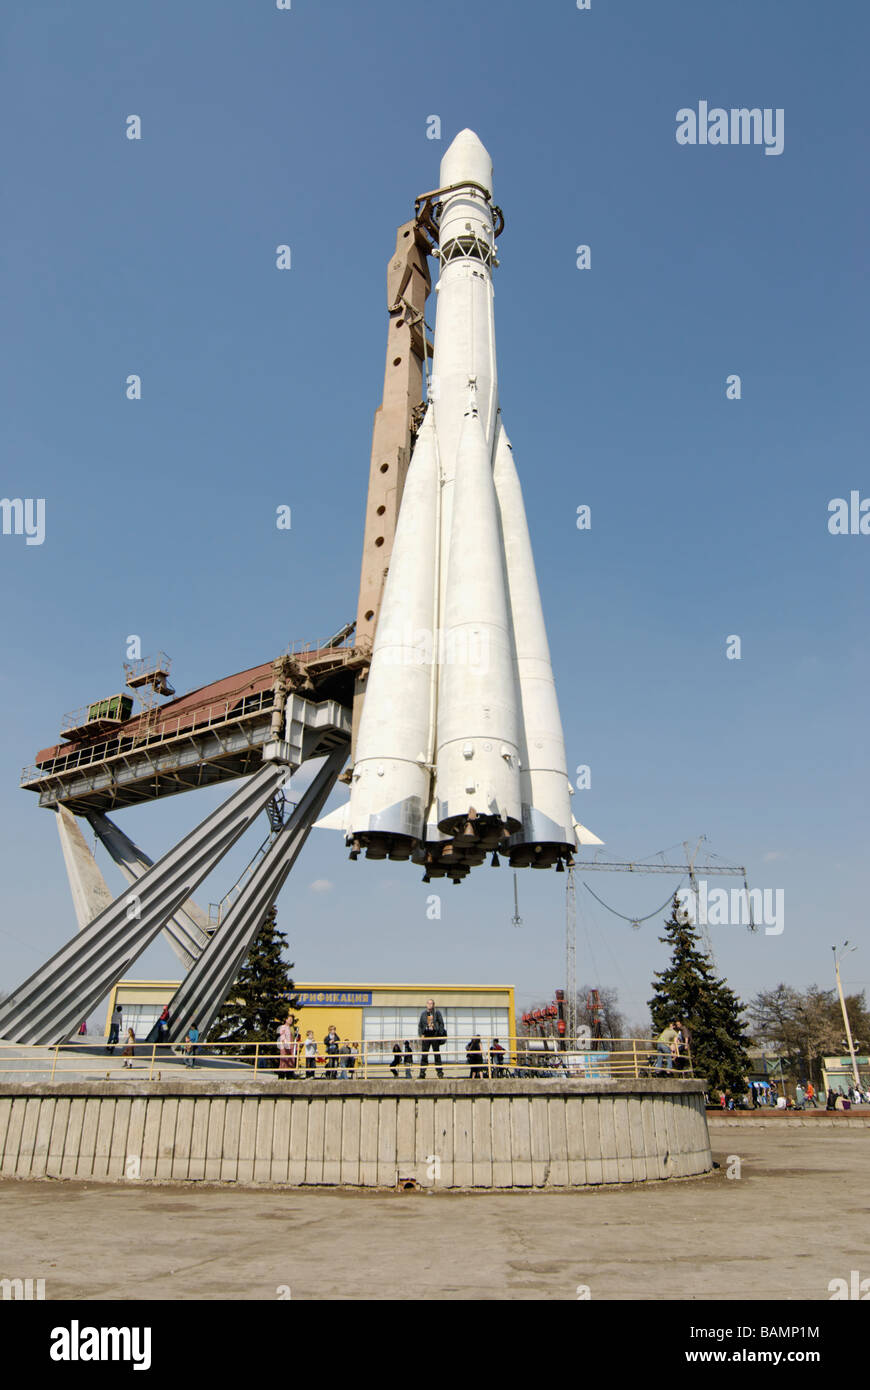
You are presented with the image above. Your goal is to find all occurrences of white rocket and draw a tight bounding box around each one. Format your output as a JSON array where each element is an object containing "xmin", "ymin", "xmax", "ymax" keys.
[{"xmin": 323, "ymin": 130, "xmax": 599, "ymax": 882}]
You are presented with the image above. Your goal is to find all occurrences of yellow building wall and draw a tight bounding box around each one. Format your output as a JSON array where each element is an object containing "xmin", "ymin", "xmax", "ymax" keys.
[
  {"xmin": 293, "ymin": 984, "xmax": 515, "ymax": 1048},
  {"xmin": 107, "ymin": 981, "xmax": 516, "ymax": 1047},
  {"xmin": 295, "ymin": 1007, "xmax": 364, "ymax": 1048}
]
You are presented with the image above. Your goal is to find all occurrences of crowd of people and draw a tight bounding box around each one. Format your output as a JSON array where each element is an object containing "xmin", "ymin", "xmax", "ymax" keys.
[
  {"xmin": 100, "ymin": 1000, "xmax": 870, "ymax": 1101},
  {"xmin": 823, "ymin": 1082, "xmax": 870, "ymax": 1110},
  {"xmin": 105, "ymin": 1004, "xmax": 201, "ymax": 1068},
  {"xmin": 274, "ymin": 1000, "xmax": 510, "ymax": 1079},
  {"xmin": 713, "ymin": 1078, "xmax": 870, "ymax": 1110}
]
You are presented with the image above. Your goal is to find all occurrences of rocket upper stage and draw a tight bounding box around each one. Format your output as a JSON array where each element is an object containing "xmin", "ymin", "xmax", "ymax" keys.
[
  {"xmin": 322, "ymin": 130, "xmax": 598, "ymax": 882},
  {"xmin": 439, "ymin": 128, "xmax": 493, "ymax": 195}
]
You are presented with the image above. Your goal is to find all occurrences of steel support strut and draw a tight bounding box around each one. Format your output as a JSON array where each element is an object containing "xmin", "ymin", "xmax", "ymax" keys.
[
  {"xmin": 166, "ymin": 748, "xmax": 347, "ymax": 1043},
  {"xmin": 55, "ymin": 804, "xmax": 210, "ymax": 970},
  {"xmin": 86, "ymin": 810, "xmax": 211, "ymax": 969},
  {"xmin": 0, "ymin": 762, "xmax": 290, "ymax": 1045}
]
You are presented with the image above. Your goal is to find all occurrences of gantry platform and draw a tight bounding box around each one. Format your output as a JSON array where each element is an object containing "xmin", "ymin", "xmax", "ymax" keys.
[{"xmin": 20, "ymin": 642, "xmax": 368, "ymax": 814}]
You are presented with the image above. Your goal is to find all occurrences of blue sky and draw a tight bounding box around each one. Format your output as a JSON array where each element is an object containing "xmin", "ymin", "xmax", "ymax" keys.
[{"xmin": 1, "ymin": 0, "xmax": 867, "ymax": 1026}]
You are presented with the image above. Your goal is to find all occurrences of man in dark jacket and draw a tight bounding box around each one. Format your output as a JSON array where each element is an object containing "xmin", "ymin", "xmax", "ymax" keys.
[
  {"xmin": 418, "ymin": 999, "xmax": 446, "ymax": 1079},
  {"xmin": 323, "ymin": 1025, "xmax": 341, "ymax": 1078}
]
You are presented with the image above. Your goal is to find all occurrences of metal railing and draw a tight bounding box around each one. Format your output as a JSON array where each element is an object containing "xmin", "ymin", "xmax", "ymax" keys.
[
  {"xmin": 20, "ymin": 690, "xmax": 276, "ymax": 786},
  {"xmin": 0, "ymin": 1037, "xmax": 694, "ymax": 1082}
]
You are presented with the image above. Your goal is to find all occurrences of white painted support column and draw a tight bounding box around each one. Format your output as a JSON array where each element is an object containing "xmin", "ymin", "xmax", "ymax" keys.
[{"xmin": 55, "ymin": 805, "xmax": 114, "ymax": 930}]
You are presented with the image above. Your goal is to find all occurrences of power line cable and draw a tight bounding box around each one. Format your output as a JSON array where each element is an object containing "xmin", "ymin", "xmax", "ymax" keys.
[{"xmin": 582, "ymin": 878, "xmax": 685, "ymax": 929}]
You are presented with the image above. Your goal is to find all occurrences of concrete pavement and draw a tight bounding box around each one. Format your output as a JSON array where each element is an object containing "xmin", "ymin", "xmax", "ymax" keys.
[{"xmin": 0, "ymin": 1125, "xmax": 865, "ymax": 1299}]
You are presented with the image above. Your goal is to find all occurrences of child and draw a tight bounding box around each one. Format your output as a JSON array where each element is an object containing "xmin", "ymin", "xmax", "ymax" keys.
[
  {"xmin": 304, "ymin": 1029, "xmax": 317, "ymax": 1079},
  {"xmin": 122, "ymin": 1028, "xmax": 136, "ymax": 1068},
  {"xmin": 182, "ymin": 1023, "xmax": 199, "ymax": 1068}
]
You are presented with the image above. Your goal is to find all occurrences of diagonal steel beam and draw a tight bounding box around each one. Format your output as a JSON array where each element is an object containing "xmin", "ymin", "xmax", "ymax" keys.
[
  {"xmin": 0, "ymin": 762, "xmax": 289, "ymax": 1045},
  {"xmin": 85, "ymin": 811, "xmax": 211, "ymax": 969},
  {"xmin": 166, "ymin": 749, "xmax": 346, "ymax": 1044}
]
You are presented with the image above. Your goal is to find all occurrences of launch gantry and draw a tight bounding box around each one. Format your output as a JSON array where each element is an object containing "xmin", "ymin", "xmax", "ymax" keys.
[{"xmin": 1, "ymin": 131, "xmax": 589, "ymax": 1046}]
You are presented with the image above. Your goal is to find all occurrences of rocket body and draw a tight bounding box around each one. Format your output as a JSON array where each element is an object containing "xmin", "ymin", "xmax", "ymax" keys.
[{"xmin": 343, "ymin": 131, "xmax": 578, "ymax": 881}]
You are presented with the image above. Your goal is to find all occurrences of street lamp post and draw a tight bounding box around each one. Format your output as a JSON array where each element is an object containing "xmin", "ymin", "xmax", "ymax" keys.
[
  {"xmin": 832, "ymin": 942, "xmax": 861, "ymax": 1089},
  {"xmin": 796, "ymin": 1003, "xmax": 813, "ymax": 1091}
]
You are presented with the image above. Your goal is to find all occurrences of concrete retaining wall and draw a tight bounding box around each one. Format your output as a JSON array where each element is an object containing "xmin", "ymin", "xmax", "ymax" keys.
[
  {"xmin": 0, "ymin": 1079, "xmax": 712, "ymax": 1188},
  {"xmin": 708, "ymin": 1113, "xmax": 870, "ymax": 1128}
]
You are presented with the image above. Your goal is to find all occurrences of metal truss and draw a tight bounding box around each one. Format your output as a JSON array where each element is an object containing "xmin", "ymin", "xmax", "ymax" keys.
[
  {"xmin": 85, "ymin": 810, "xmax": 211, "ymax": 970},
  {"xmin": 0, "ymin": 762, "xmax": 290, "ymax": 1045},
  {"xmin": 166, "ymin": 747, "xmax": 347, "ymax": 1043}
]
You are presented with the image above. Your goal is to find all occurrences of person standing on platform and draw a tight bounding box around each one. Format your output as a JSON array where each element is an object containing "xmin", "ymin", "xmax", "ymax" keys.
[
  {"xmin": 466, "ymin": 1036, "xmax": 484, "ymax": 1079},
  {"xmin": 277, "ymin": 1016, "xmax": 295, "ymax": 1075},
  {"xmin": 418, "ymin": 998, "xmax": 446, "ymax": 1079},
  {"xmin": 107, "ymin": 1003, "xmax": 124, "ymax": 1053},
  {"xmin": 490, "ymin": 1038, "xmax": 506, "ymax": 1078},
  {"xmin": 122, "ymin": 1028, "xmax": 136, "ymax": 1069},
  {"xmin": 805, "ymin": 1081, "xmax": 818, "ymax": 1107},
  {"xmin": 672, "ymin": 1021, "xmax": 689, "ymax": 1071},
  {"xmin": 403, "ymin": 1040, "xmax": 414, "ymax": 1078},
  {"xmin": 323, "ymin": 1025, "xmax": 341, "ymax": 1078},
  {"xmin": 304, "ymin": 1030, "xmax": 317, "ymax": 1079},
  {"xmin": 183, "ymin": 1023, "xmax": 199, "ymax": 1068},
  {"xmin": 654, "ymin": 1022, "xmax": 678, "ymax": 1072}
]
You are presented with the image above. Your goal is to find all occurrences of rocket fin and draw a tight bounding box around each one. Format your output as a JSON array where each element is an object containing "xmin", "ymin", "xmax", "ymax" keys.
[
  {"xmin": 573, "ymin": 820, "xmax": 604, "ymax": 847},
  {"xmin": 314, "ymin": 801, "xmax": 351, "ymax": 832}
]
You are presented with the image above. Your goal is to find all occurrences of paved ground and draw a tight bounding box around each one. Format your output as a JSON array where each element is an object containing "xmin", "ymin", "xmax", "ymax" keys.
[{"xmin": 1, "ymin": 1126, "xmax": 866, "ymax": 1300}]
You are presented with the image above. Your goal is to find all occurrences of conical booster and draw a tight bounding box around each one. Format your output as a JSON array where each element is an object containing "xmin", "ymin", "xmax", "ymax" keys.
[
  {"xmin": 493, "ymin": 420, "xmax": 575, "ymax": 867},
  {"xmin": 349, "ymin": 410, "xmax": 439, "ymax": 858}
]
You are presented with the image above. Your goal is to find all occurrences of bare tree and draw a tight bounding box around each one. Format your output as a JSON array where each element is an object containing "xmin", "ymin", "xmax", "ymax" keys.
[{"xmin": 748, "ymin": 984, "xmax": 869, "ymax": 1088}]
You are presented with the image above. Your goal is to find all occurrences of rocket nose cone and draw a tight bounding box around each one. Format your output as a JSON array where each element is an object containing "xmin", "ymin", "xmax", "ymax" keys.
[{"xmin": 440, "ymin": 128, "xmax": 493, "ymax": 195}]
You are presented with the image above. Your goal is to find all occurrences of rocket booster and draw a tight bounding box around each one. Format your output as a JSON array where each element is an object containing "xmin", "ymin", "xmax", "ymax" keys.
[{"xmin": 328, "ymin": 131, "xmax": 589, "ymax": 882}]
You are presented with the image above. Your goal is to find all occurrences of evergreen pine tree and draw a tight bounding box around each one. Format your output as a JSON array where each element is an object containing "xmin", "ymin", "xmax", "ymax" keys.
[
  {"xmin": 209, "ymin": 906, "xmax": 299, "ymax": 1058},
  {"xmin": 648, "ymin": 893, "xmax": 751, "ymax": 1096}
]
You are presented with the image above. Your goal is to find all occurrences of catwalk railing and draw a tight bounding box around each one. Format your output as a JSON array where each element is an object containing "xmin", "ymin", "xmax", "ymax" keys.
[
  {"xmin": 20, "ymin": 689, "xmax": 277, "ymax": 785},
  {"xmin": 0, "ymin": 1038, "xmax": 695, "ymax": 1082}
]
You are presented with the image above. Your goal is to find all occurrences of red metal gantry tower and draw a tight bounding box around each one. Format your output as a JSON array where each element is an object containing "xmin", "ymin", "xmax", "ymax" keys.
[{"xmin": 0, "ymin": 219, "xmax": 434, "ymax": 1047}]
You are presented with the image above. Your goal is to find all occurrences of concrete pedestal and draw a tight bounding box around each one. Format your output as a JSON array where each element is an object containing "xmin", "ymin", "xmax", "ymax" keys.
[{"xmin": 0, "ymin": 1077, "xmax": 712, "ymax": 1188}]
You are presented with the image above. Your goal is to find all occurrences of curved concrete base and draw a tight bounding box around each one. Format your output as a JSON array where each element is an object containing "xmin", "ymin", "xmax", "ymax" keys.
[{"xmin": 0, "ymin": 1078, "xmax": 712, "ymax": 1188}]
